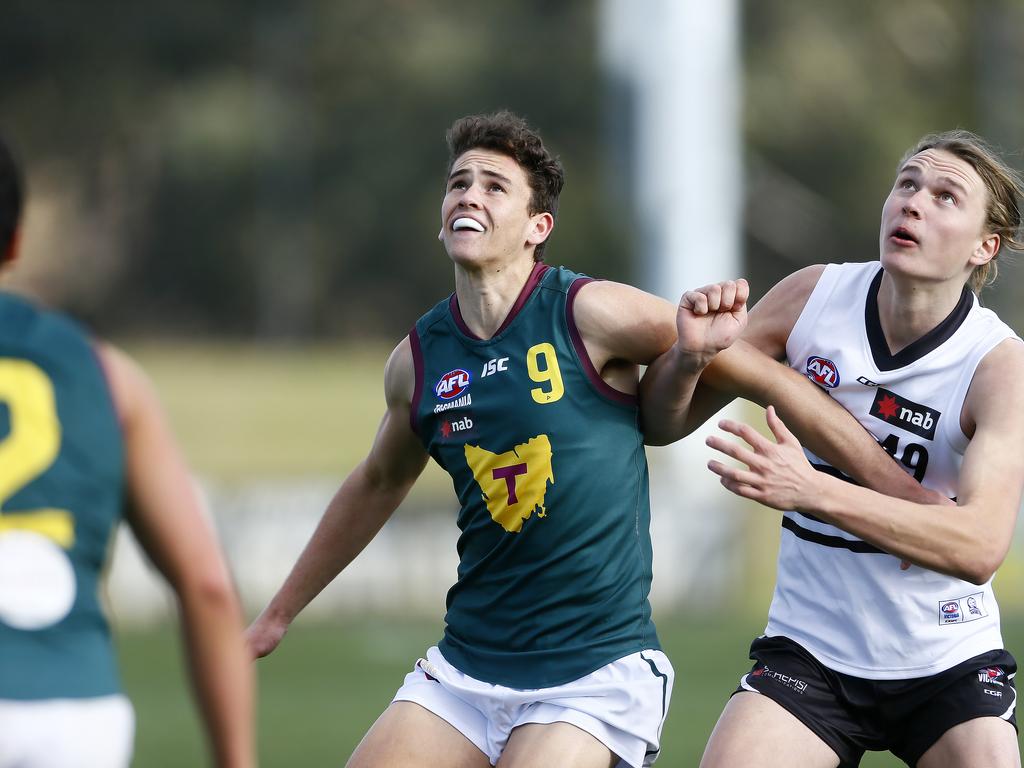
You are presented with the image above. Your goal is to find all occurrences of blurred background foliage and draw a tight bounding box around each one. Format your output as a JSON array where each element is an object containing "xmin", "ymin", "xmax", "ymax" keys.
[{"xmin": 3, "ymin": 0, "xmax": 1020, "ymax": 343}]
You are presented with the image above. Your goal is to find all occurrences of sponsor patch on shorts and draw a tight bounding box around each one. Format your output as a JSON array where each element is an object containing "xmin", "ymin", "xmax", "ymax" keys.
[
  {"xmin": 750, "ymin": 663, "xmax": 808, "ymax": 694},
  {"xmin": 938, "ymin": 592, "xmax": 987, "ymax": 625}
]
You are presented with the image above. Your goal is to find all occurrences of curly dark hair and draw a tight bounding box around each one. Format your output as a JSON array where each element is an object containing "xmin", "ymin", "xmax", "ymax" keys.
[
  {"xmin": 446, "ymin": 111, "xmax": 564, "ymax": 261},
  {"xmin": 0, "ymin": 136, "xmax": 22, "ymax": 263}
]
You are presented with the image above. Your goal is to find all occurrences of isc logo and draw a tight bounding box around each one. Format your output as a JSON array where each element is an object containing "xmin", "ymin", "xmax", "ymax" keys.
[
  {"xmin": 481, "ymin": 357, "xmax": 509, "ymax": 377},
  {"xmin": 805, "ymin": 356, "xmax": 840, "ymax": 388},
  {"xmin": 435, "ymin": 369, "xmax": 471, "ymax": 400}
]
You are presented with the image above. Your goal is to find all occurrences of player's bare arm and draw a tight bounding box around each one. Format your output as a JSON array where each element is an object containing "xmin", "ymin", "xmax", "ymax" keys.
[
  {"xmin": 246, "ymin": 337, "xmax": 429, "ymax": 658},
  {"xmin": 708, "ymin": 338, "xmax": 1024, "ymax": 584},
  {"xmin": 100, "ymin": 343, "xmax": 256, "ymax": 768},
  {"xmin": 645, "ymin": 266, "xmax": 944, "ymax": 504},
  {"xmin": 642, "ymin": 266, "xmax": 819, "ymax": 443},
  {"xmin": 573, "ymin": 278, "xmax": 746, "ymax": 406}
]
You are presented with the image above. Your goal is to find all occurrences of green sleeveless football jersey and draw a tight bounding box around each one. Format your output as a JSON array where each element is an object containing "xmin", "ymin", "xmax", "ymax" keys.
[
  {"xmin": 0, "ymin": 292, "xmax": 125, "ymax": 699},
  {"xmin": 410, "ymin": 264, "xmax": 660, "ymax": 688}
]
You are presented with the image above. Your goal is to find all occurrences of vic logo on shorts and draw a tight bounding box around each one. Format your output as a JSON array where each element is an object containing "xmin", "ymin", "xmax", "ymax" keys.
[
  {"xmin": 435, "ymin": 369, "xmax": 471, "ymax": 400},
  {"xmin": 805, "ymin": 356, "xmax": 840, "ymax": 389}
]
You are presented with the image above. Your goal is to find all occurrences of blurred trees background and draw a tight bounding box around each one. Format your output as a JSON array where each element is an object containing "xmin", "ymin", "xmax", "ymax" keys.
[{"xmin": 2, "ymin": 0, "xmax": 1022, "ymax": 340}]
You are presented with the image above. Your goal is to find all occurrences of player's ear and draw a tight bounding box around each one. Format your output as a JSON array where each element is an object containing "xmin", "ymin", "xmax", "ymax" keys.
[
  {"xmin": 969, "ymin": 232, "xmax": 999, "ymax": 267},
  {"xmin": 525, "ymin": 212, "xmax": 554, "ymax": 247},
  {"xmin": 2, "ymin": 228, "xmax": 21, "ymax": 266}
]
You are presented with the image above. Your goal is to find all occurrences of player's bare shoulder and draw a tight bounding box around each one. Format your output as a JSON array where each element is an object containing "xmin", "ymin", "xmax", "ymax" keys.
[
  {"xmin": 383, "ymin": 335, "xmax": 416, "ymax": 410},
  {"xmin": 745, "ymin": 263, "xmax": 827, "ymax": 356},
  {"xmin": 962, "ymin": 336, "xmax": 1024, "ymax": 438},
  {"xmin": 572, "ymin": 279, "xmax": 676, "ymax": 366},
  {"xmin": 93, "ymin": 342, "xmax": 157, "ymax": 425}
]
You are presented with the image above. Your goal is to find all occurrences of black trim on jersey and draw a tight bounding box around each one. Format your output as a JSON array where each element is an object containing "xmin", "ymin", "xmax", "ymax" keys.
[
  {"xmin": 781, "ymin": 516, "xmax": 887, "ymax": 555},
  {"xmin": 864, "ymin": 267, "xmax": 973, "ymax": 371},
  {"xmin": 408, "ymin": 328, "xmax": 425, "ymax": 436},
  {"xmin": 811, "ymin": 461, "xmax": 856, "ymax": 484}
]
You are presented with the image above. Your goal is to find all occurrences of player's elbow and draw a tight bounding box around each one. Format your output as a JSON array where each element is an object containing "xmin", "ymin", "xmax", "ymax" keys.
[
  {"xmin": 176, "ymin": 564, "xmax": 242, "ymax": 614},
  {"xmin": 952, "ymin": 546, "xmax": 1004, "ymax": 586}
]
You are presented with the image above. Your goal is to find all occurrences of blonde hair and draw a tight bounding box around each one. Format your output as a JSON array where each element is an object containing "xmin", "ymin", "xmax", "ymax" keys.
[{"xmin": 900, "ymin": 130, "xmax": 1023, "ymax": 294}]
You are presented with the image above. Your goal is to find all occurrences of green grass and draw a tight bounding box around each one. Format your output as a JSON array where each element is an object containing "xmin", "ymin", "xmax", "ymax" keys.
[
  {"xmin": 123, "ymin": 340, "xmax": 451, "ymax": 494},
  {"xmin": 118, "ymin": 614, "xmax": 1024, "ymax": 767}
]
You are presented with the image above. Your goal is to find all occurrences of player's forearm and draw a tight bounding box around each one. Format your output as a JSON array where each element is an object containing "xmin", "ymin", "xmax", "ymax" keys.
[
  {"xmin": 639, "ymin": 345, "xmax": 714, "ymax": 445},
  {"xmin": 178, "ymin": 576, "xmax": 256, "ymax": 768},
  {"xmin": 803, "ymin": 475, "xmax": 999, "ymax": 583},
  {"xmin": 779, "ymin": 389, "xmax": 940, "ymax": 504},
  {"xmin": 723, "ymin": 350, "xmax": 939, "ymax": 504}
]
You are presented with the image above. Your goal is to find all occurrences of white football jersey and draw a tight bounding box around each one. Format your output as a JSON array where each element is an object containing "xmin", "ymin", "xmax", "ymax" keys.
[{"xmin": 766, "ymin": 260, "xmax": 1020, "ymax": 679}]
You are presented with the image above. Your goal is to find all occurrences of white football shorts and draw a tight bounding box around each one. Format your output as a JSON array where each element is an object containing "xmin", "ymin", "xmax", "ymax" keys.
[
  {"xmin": 0, "ymin": 694, "xmax": 134, "ymax": 768},
  {"xmin": 393, "ymin": 646, "xmax": 673, "ymax": 767}
]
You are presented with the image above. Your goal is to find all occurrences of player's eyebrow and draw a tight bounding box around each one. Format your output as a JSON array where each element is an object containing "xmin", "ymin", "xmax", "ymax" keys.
[
  {"xmin": 898, "ymin": 163, "xmax": 970, "ymax": 197},
  {"xmin": 447, "ymin": 168, "xmax": 514, "ymax": 186}
]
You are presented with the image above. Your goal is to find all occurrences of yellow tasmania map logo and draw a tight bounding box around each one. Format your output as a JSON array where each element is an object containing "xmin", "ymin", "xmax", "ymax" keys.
[{"xmin": 464, "ymin": 435, "xmax": 554, "ymax": 533}]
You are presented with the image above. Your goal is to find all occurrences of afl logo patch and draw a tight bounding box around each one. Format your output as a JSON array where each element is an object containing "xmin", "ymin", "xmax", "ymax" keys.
[
  {"xmin": 435, "ymin": 369, "xmax": 472, "ymax": 400},
  {"xmin": 805, "ymin": 356, "xmax": 840, "ymax": 389}
]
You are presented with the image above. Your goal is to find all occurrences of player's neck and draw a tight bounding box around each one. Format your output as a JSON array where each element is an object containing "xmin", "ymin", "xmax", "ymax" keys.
[
  {"xmin": 876, "ymin": 272, "xmax": 967, "ymax": 355},
  {"xmin": 453, "ymin": 256, "xmax": 538, "ymax": 339}
]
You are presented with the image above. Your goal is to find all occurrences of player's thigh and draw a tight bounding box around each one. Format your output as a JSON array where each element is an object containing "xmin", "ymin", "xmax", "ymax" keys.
[
  {"xmin": 917, "ymin": 717, "xmax": 1020, "ymax": 768},
  {"xmin": 699, "ymin": 692, "xmax": 840, "ymax": 768},
  {"xmin": 497, "ymin": 721, "xmax": 616, "ymax": 768},
  {"xmin": 346, "ymin": 701, "xmax": 490, "ymax": 768}
]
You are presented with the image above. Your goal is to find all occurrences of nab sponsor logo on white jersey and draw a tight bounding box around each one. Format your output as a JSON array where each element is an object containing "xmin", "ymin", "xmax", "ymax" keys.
[{"xmin": 870, "ymin": 387, "xmax": 941, "ymax": 440}]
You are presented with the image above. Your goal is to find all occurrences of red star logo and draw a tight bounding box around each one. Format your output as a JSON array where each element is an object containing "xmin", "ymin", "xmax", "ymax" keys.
[
  {"xmin": 440, "ymin": 421, "xmax": 451, "ymax": 438},
  {"xmin": 876, "ymin": 394, "xmax": 899, "ymax": 420}
]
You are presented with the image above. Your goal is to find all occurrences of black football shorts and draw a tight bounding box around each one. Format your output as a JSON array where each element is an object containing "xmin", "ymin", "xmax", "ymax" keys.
[{"xmin": 734, "ymin": 635, "xmax": 1018, "ymax": 767}]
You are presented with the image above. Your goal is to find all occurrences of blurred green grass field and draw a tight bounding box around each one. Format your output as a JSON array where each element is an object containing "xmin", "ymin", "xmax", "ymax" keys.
[{"xmin": 120, "ymin": 614, "xmax": 1024, "ymax": 767}]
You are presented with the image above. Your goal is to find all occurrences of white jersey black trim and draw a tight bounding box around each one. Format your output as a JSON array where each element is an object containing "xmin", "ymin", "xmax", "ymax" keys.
[
  {"xmin": 765, "ymin": 261, "xmax": 1020, "ymax": 679},
  {"xmin": 864, "ymin": 268, "xmax": 973, "ymax": 371},
  {"xmin": 782, "ymin": 515, "xmax": 886, "ymax": 556}
]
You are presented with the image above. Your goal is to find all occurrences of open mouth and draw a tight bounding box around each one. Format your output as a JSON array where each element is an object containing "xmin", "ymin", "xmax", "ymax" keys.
[
  {"xmin": 890, "ymin": 226, "xmax": 918, "ymax": 245},
  {"xmin": 452, "ymin": 217, "xmax": 485, "ymax": 233}
]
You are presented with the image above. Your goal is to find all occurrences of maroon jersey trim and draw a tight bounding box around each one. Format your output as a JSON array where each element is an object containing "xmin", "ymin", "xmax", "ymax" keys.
[
  {"xmin": 449, "ymin": 262, "xmax": 551, "ymax": 340},
  {"xmin": 566, "ymin": 278, "xmax": 638, "ymax": 407},
  {"xmin": 408, "ymin": 328, "xmax": 425, "ymax": 435}
]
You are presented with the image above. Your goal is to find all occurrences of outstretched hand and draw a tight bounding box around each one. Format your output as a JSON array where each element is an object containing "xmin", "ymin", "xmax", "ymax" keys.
[
  {"xmin": 245, "ymin": 612, "xmax": 289, "ymax": 660},
  {"xmin": 705, "ymin": 405, "xmax": 817, "ymax": 511},
  {"xmin": 677, "ymin": 278, "xmax": 749, "ymax": 365}
]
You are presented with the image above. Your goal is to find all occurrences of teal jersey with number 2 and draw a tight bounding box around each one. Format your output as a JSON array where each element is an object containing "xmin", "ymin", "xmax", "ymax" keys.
[
  {"xmin": 0, "ymin": 292, "xmax": 125, "ymax": 699},
  {"xmin": 410, "ymin": 264, "xmax": 659, "ymax": 689}
]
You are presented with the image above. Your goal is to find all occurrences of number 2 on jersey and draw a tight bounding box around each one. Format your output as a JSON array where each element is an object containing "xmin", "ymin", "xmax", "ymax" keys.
[
  {"xmin": 0, "ymin": 359, "xmax": 74, "ymax": 547},
  {"xmin": 527, "ymin": 343, "xmax": 564, "ymax": 404}
]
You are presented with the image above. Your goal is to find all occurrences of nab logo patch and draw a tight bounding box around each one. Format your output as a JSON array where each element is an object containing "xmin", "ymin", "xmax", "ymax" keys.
[
  {"xmin": 805, "ymin": 356, "xmax": 840, "ymax": 389},
  {"xmin": 439, "ymin": 416, "xmax": 474, "ymax": 440},
  {"xmin": 869, "ymin": 387, "xmax": 940, "ymax": 440},
  {"xmin": 435, "ymin": 369, "xmax": 472, "ymax": 400}
]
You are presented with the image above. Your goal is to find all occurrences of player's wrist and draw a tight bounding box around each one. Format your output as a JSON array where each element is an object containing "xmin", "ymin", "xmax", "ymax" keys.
[{"xmin": 668, "ymin": 343, "xmax": 715, "ymax": 375}]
